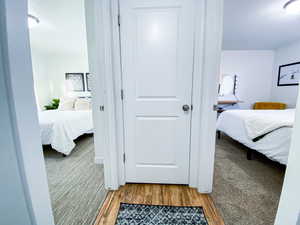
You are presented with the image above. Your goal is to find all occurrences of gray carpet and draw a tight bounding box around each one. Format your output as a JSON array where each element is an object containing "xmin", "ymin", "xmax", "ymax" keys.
[
  {"xmin": 212, "ymin": 135, "xmax": 285, "ymax": 225},
  {"xmin": 43, "ymin": 135, "xmax": 107, "ymax": 225}
]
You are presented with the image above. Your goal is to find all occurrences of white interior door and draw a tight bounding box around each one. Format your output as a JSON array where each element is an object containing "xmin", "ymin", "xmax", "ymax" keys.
[{"xmin": 120, "ymin": 0, "xmax": 195, "ymax": 184}]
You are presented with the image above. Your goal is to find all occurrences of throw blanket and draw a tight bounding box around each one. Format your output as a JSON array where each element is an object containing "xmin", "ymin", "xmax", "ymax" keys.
[{"xmin": 236, "ymin": 109, "xmax": 295, "ymax": 141}]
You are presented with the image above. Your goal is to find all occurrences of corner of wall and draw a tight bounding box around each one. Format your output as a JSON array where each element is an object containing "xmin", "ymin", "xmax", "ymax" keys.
[{"xmin": 269, "ymin": 40, "xmax": 300, "ymax": 108}]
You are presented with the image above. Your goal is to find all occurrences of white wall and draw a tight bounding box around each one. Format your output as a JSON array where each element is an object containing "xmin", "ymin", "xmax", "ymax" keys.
[
  {"xmin": 46, "ymin": 53, "xmax": 89, "ymax": 99},
  {"xmin": 30, "ymin": 48, "xmax": 52, "ymax": 109},
  {"xmin": 29, "ymin": 0, "xmax": 90, "ymax": 109},
  {"xmin": 275, "ymin": 87, "xmax": 300, "ymax": 225},
  {"xmin": 270, "ymin": 40, "xmax": 300, "ymax": 108},
  {"xmin": 220, "ymin": 51, "xmax": 274, "ymax": 109},
  {"xmin": 271, "ymin": 42, "xmax": 300, "ymax": 223},
  {"xmin": 30, "ymin": 50, "xmax": 90, "ymax": 109}
]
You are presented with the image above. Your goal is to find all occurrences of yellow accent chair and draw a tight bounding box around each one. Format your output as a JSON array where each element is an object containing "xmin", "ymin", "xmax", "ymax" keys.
[{"xmin": 253, "ymin": 102, "xmax": 286, "ymax": 110}]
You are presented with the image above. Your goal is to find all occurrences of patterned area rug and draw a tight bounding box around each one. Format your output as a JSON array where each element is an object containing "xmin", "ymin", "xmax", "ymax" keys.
[{"xmin": 115, "ymin": 203, "xmax": 209, "ymax": 225}]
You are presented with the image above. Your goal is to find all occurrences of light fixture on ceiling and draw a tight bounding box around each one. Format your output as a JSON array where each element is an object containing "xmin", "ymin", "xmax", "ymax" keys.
[
  {"xmin": 28, "ymin": 14, "xmax": 40, "ymax": 28},
  {"xmin": 284, "ymin": 0, "xmax": 300, "ymax": 14}
]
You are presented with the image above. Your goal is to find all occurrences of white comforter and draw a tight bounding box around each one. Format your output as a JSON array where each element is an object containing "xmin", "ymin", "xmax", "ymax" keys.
[
  {"xmin": 38, "ymin": 110, "xmax": 93, "ymax": 155},
  {"xmin": 217, "ymin": 109, "xmax": 295, "ymax": 165}
]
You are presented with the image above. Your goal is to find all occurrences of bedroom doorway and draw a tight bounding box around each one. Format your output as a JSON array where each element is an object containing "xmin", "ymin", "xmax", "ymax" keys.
[
  {"xmin": 212, "ymin": 1, "xmax": 300, "ymax": 224},
  {"xmin": 28, "ymin": 0, "xmax": 107, "ymax": 224},
  {"xmin": 85, "ymin": 0, "xmax": 223, "ymax": 191}
]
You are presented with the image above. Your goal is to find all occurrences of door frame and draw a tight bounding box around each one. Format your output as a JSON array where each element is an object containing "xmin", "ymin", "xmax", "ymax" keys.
[
  {"xmin": 87, "ymin": 0, "xmax": 224, "ymax": 192},
  {"xmin": 1, "ymin": 0, "xmax": 55, "ymax": 224},
  {"xmin": 120, "ymin": 0, "xmax": 199, "ymax": 185}
]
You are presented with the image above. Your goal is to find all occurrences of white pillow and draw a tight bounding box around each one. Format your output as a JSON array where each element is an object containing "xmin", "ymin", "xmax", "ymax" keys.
[
  {"xmin": 58, "ymin": 97, "xmax": 76, "ymax": 111},
  {"xmin": 74, "ymin": 98, "xmax": 91, "ymax": 111}
]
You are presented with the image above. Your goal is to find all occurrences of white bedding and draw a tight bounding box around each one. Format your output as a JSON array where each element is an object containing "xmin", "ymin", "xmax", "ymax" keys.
[
  {"xmin": 240, "ymin": 109, "xmax": 294, "ymax": 140},
  {"xmin": 38, "ymin": 110, "xmax": 93, "ymax": 155},
  {"xmin": 217, "ymin": 109, "xmax": 295, "ymax": 165}
]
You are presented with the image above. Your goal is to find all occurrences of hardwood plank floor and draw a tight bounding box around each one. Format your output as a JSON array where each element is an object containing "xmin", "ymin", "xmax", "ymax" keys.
[{"xmin": 94, "ymin": 184, "xmax": 224, "ymax": 225}]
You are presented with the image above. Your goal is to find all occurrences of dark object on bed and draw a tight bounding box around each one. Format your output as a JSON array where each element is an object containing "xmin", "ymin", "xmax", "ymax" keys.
[
  {"xmin": 252, "ymin": 102, "xmax": 287, "ymax": 142},
  {"xmin": 252, "ymin": 135, "xmax": 265, "ymax": 142},
  {"xmin": 252, "ymin": 131, "xmax": 274, "ymax": 142},
  {"xmin": 252, "ymin": 127, "xmax": 285, "ymax": 142}
]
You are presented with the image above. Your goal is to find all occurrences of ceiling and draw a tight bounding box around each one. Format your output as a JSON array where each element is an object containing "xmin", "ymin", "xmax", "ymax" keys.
[
  {"xmin": 223, "ymin": 0, "xmax": 300, "ymax": 50},
  {"xmin": 28, "ymin": 0, "xmax": 88, "ymax": 56},
  {"xmin": 28, "ymin": 0, "xmax": 300, "ymax": 55}
]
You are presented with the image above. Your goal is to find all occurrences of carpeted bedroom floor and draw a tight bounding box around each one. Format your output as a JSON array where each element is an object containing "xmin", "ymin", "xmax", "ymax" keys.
[
  {"xmin": 212, "ymin": 135, "xmax": 286, "ymax": 225},
  {"xmin": 42, "ymin": 133, "xmax": 285, "ymax": 225},
  {"xmin": 43, "ymin": 135, "xmax": 107, "ymax": 225}
]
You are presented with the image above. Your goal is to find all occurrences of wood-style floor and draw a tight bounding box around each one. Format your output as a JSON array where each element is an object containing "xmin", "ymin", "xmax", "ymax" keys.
[{"xmin": 93, "ymin": 184, "xmax": 224, "ymax": 225}]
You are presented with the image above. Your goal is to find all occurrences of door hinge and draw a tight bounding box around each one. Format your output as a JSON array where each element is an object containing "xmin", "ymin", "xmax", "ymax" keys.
[
  {"xmin": 99, "ymin": 105, "xmax": 105, "ymax": 111},
  {"xmin": 118, "ymin": 14, "xmax": 121, "ymax": 26},
  {"xmin": 123, "ymin": 153, "xmax": 126, "ymax": 163},
  {"xmin": 121, "ymin": 89, "xmax": 124, "ymax": 100},
  {"xmin": 191, "ymin": 104, "xmax": 193, "ymax": 111}
]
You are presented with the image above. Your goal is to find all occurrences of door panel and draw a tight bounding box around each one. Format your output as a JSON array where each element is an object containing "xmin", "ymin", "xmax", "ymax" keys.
[
  {"xmin": 135, "ymin": 9, "xmax": 178, "ymax": 98},
  {"xmin": 120, "ymin": 0, "xmax": 195, "ymax": 184}
]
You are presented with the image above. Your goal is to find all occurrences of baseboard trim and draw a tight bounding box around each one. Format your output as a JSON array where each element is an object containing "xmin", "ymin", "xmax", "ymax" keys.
[{"xmin": 95, "ymin": 157, "xmax": 104, "ymax": 164}]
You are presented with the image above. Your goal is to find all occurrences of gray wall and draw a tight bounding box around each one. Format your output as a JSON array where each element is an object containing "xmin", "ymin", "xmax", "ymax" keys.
[
  {"xmin": 0, "ymin": 0, "xmax": 54, "ymax": 224},
  {"xmin": 0, "ymin": 5, "xmax": 33, "ymax": 223}
]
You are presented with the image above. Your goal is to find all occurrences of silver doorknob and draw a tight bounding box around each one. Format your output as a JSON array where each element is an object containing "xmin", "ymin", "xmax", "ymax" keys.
[{"xmin": 182, "ymin": 104, "xmax": 190, "ymax": 112}]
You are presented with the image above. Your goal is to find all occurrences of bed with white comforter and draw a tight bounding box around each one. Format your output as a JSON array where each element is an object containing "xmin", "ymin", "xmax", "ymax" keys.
[
  {"xmin": 217, "ymin": 109, "xmax": 295, "ymax": 165},
  {"xmin": 38, "ymin": 110, "xmax": 93, "ymax": 155}
]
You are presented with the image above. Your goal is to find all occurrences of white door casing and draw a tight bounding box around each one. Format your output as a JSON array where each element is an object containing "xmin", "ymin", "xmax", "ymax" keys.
[{"xmin": 120, "ymin": 0, "xmax": 195, "ymax": 184}]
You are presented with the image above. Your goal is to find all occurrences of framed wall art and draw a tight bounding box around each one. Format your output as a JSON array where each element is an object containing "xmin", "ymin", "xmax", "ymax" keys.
[
  {"xmin": 65, "ymin": 73, "xmax": 85, "ymax": 91},
  {"xmin": 277, "ymin": 62, "xmax": 300, "ymax": 86},
  {"xmin": 86, "ymin": 73, "xmax": 91, "ymax": 92}
]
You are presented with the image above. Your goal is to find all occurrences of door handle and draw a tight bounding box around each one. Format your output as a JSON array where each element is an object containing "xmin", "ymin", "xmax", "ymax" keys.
[{"xmin": 182, "ymin": 104, "xmax": 190, "ymax": 112}]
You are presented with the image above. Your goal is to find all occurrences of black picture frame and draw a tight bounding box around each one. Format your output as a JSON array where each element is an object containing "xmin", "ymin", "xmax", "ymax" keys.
[
  {"xmin": 277, "ymin": 62, "xmax": 300, "ymax": 86},
  {"xmin": 65, "ymin": 73, "xmax": 85, "ymax": 91},
  {"xmin": 86, "ymin": 73, "xmax": 91, "ymax": 92}
]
